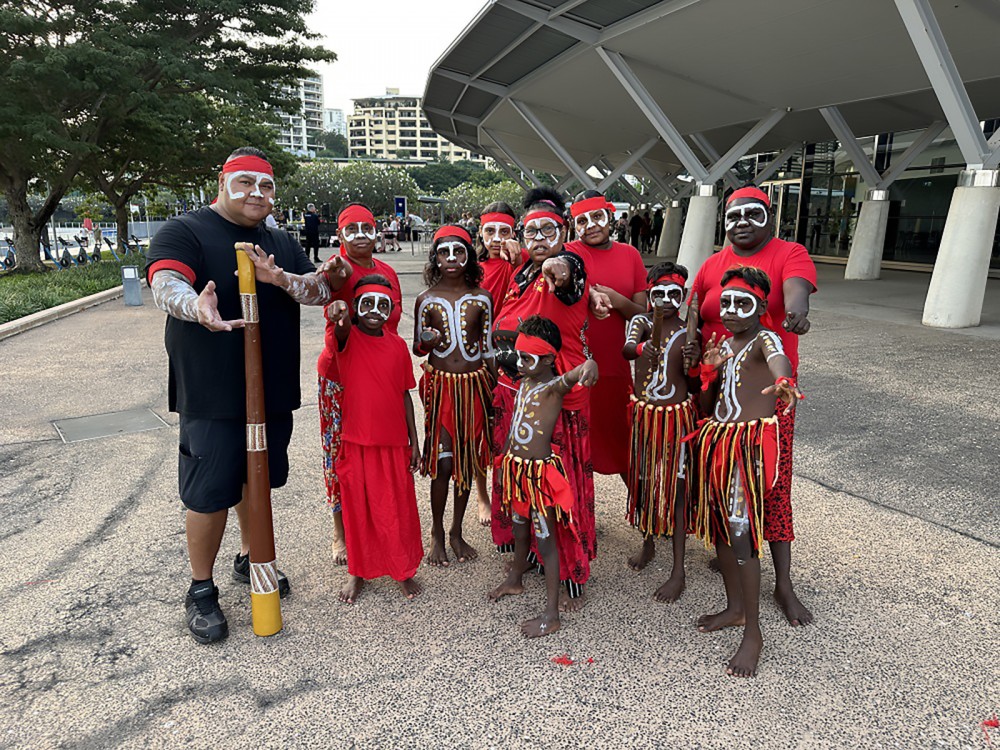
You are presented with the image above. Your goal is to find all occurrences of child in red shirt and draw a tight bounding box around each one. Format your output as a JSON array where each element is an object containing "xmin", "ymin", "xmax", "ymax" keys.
[{"xmin": 326, "ymin": 274, "xmax": 423, "ymax": 604}]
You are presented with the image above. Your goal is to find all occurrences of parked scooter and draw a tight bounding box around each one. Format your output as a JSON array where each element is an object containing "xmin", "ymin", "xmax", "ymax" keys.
[
  {"xmin": 1, "ymin": 237, "xmax": 16, "ymax": 270},
  {"xmin": 57, "ymin": 236, "xmax": 88, "ymax": 266}
]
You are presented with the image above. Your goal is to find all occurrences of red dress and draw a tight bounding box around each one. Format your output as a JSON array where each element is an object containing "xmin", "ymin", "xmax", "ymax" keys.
[
  {"xmin": 566, "ymin": 240, "xmax": 647, "ymax": 475},
  {"xmin": 335, "ymin": 328, "xmax": 423, "ymax": 582},
  {"xmin": 479, "ymin": 250, "xmax": 527, "ymax": 317},
  {"xmin": 690, "ymin": 238, "xmax": 818, "ymax": 543}
]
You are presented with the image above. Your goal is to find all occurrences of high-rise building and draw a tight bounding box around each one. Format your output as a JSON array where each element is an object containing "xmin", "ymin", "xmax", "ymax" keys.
[
  {"xmin": 323, "ymin": 108, "xmax": 346, "ymax": 137},
  {"xmin": 276, "ymin": 76, "xmax": 324, "ymax": 156},
  {"xmin": 348, "ymin": 92, "xmax": 489, "ymax": 163}
]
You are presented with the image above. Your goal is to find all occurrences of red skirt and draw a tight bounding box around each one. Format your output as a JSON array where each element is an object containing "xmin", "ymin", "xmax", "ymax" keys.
[
  {"xmin": 338, "ymin": 440, "xmax": 424, "ymax": 582},
  {"xmin": 589, "ymin": 375, "xmax": 632, "ymax": 475},
  {"xmin": 763, "ymin": 402, "xmax": 795, "ymax": 542},
  {"xmin": 490, "ymin": 385, "xmax": 596, "ymax": 585}
]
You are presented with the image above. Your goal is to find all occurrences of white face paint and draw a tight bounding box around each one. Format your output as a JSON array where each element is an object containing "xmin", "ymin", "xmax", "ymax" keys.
[
  {"xmin": 649, "ymin": 283, "xmax": 684, "ymax": 309},
  {"xmin": 574, "ymin": 209, "xmax": 609, "ymax": 234},
  {"xmin": 724, "ymin": 201, "xmax": 768, "ymax": 231},
  {"xmin": 516, "ymin": 351, "xmax": 539, "ymax": 372},
  {"xmin": 342, "ymin": 222, "xmax": 377, "ymax": 242},
  {"xmin": 225, "ymin": 171, "xmax": 276, "ymax": 205},
  {"xmin": 720, "ymin": 290, "xmax": 759, "ymax": 318},
  {"xmin": 435, "ymin": 240, "xmax": 468, "ymax": 267},
  {"xmin": 481, "ymin": 222, "xmax": 513, "ymax": 245},
  {"xmin": 356, "ymin": 292, "xmax": 392, "ymax": 320},
  {"xmin": 524, "ymin": 219, "xmax": 560, "ymax": 248}
]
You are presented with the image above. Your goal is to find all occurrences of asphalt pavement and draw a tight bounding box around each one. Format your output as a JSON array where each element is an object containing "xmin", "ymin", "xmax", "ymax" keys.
[{"xmin": 0, "ymin": 249, "xmax": 997, "ymax": 749}]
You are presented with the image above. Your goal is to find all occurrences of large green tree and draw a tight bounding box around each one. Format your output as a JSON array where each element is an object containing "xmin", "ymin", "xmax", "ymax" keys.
[
  {"xmin": 408, "ymin": 159, "xmax": 501, "ymax": 195},
  {"xmin": 440, "ymin": 180, "xmax": 523, "ymax": 218},
  {"xmin": 285, "ymin": 161, "xmax": 419, "ymax": 217},
  {"xmin": 0, "ymin": 0, "xmax": 332, "ymax": 271}
]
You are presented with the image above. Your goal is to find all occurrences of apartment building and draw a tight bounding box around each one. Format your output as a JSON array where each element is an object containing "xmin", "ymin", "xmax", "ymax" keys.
[
  {"xmin": 348, "ymin": 92, "xmax": 488, "ymax": 163},
  {"xmin": 323, "ymin": 108, "xmax": 346, "ymax": 137},
  {"xmin": 276, "ymin": 76, "xmax": 325, "ymax": 156}
]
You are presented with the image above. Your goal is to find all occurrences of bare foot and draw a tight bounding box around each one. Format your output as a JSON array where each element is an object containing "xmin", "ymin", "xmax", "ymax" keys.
[
  {"xmin": 697, "ymin": 607, "xmax": 745, "ymax": 632},
  {"xmin": 558, "ymin": 589, "xmax": 587, "ymax": 613},
  {"xmin": 426, "ymin": 538, "xmax": 449, "ymax": 567},
  {"xmin": 708, "ymin": 556, "xmax": 721, "ymax": 573},
  {"xmin": 331, "ymin": 537, "xmax": 347, "ymax": 566},
  {"xmin": 627, "ymin": 538, "xmax": 656, "ymax": 571},
  {"xmin": 399, "ymin": 577, "xmax": 422, "ymax": 599},
  {"xmin": 726, "ymin": 629, "xmax": 763, "ymax": 677},
  {"xmin": 449, "ymin": 534, "xmax": 478, "ymax": 563},
  {"xmin": 338, "ymin": 575, "xmax": 364, "ymax": 604},
  {"xmin": 476, "ymin": 493, "xmax": 491, "ymax": 527},
  {"xmin": 521, "ymin": 614, "xmax": 560, "ymax": 638},
  {"xmin": 653, "ymin": 574, "xmax": 685, "ymax": 603},
  {"xmin": 487, "ymin": 576, "xmax": 524, "ymax": 602},
  {"xmin": 774, "ymin": 585, "xmax": 814, "ymax": 626}
]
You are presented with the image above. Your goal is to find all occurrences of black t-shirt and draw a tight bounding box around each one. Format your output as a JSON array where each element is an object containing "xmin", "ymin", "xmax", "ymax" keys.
[
  {"xmin": 304, "ymin": 212, "xmax": 320, "ymax": 238},
  {"xmin": 146, "ymin": 207, "xmax": 316, "ymax": 419}
]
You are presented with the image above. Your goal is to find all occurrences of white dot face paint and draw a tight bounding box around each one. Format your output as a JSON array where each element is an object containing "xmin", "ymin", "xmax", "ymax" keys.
[
  {"xmin": 524, "ymin": 219, "xmax": 560, "ymax": 248},
  {"xmin": 574, "ymin": 209, "xmax": 609, "ymax": 234},
  {"xmin": 720, "ymin": 290, "xmax": 759, "ymax": 318},
  {"xmin": 516, "ymin": 351, "xmax": 539, "ymax": 373},
  {"xmin": 649, "ymin": 283, "xmax": 684, "ymax": 309},
  {"xmin": 481, "ymin": 222, "xmax": 513, "ymax": 244},
  {"xmin": 724, "ymin": 201, "xmax": 768, "ymax": 231},
  {"xmin": 435, "ymin": 240, "xmax": 468, "ymax": 267},
  {"xmin": 342, "ymin": 222, "xmax": 377, "ymax": 242},
  {"xmin": 226, "ymin": 171, "xmax": 276, "ymax": 205},
  {"xmin": 356, "ymin": 292, "xmax": 392, "ymax": 320}
]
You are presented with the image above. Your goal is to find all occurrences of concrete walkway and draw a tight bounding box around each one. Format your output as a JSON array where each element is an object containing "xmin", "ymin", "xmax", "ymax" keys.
[{"xmin": 0, "ymin": 252, "xmax": 996, "ymax": 749}]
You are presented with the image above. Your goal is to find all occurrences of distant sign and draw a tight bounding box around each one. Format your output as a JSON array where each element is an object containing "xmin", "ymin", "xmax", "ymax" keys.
[{"xmin": 394, "ymin": 196, "xmax": 407, "ymax": 218}]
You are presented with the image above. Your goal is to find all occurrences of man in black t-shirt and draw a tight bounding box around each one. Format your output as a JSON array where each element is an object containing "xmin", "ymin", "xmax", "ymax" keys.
[
  {"xmin": 147, "ymin": 147, "xmax": 350, "ymax": 644},
  {"xmin": 303, "ymin": 203, "xmax": 321, "ymax": 262}
]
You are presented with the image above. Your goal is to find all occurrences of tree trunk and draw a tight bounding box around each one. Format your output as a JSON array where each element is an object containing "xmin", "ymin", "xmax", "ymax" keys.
[
  {"xmin": 5, "ymin": 184, "xmax": 46, "ymax": 273},
  {"xmin": 114, "ymin": 201, "xmax": 130, "ymax": 253}
]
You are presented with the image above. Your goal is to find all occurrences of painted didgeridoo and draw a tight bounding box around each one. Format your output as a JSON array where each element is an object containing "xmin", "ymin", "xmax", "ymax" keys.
[
  {"xmin": 236, "ymin": 247, "xmax": 283, "ymax": 637},
  {"xmin": 684, "ymin": 292, "xmax": 700, "ymax": 371}
]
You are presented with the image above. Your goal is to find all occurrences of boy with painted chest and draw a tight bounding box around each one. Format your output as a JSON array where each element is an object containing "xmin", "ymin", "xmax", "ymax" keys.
[
  {"xmin": 487, "ymin": 315, "xmax": 598, "ymax": 638},
  {"xmin": 692, "ymin": 266, "xmax": 804, "ymax": 678}
]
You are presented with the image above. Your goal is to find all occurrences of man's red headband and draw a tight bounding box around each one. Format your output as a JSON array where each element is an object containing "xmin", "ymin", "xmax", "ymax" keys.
[
  {"xmin": 515, "ymin": 333, "xmax": 557, "ymax": 358},
  {"xmin": 338, "ymin": 205, "xmax": 375, "ymax": 228},
  {"xmin": 222, "ymin": 155, "xmax": 274, "ymax": 177},
  {"xmin": 726, "ymin": 186, "xmax": 770, "ymax": 207},
  {"xmin": 524, "ymin": 210, "xmax": 564, "ymax": 226},
  {"xmin": 354, "ymin": 283, "xmax": 391, "ymax": 298},
  {"xmin": 433, "ymin": 225, "xmax": 473, "ymax": 246},
  {"xmin": 570, "ymin": 196, "xmax": 615, "ymax": 218},
  {"xmin": 480, "ymin": 212, "xmax": 515, "ymax": 227},
  {"xmin": 651, "ymin": 273, "xmax": 686, "ymax": 288}
]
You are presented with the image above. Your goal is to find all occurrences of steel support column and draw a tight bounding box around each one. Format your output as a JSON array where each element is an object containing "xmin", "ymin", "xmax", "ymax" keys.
[
  {"xmin": 510, "ymin": 100, "xmax": 597, "ymax": 190},
  {"xmin": 483, "ymin": 129, "xmax": 542, "ymax": 187}
]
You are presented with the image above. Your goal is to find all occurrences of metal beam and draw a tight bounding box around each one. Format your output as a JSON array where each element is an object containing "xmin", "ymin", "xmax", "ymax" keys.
[
  {"xmin": 878, "ymin": 121, "xmax": 946, "ymax": 187},
  {"xmin": 819, "ymin": 107, "xmax": 883, "ymax": 186},
  {"xmin": 424, "ymin": 106, "xmax": 483, "ymax": 128},
  {"xmin": 637, "ymin": 158, "xmax": 680, "ymax": 199},
  {"xmin": 483, "ymin": 128, "xmax": 542, "ymax": 187},
  {"xmin": 753, "ymin": 143, "xmax": 802, "ymax": 184},
  {"xmin": 471, "ymin": 24, "xmax": 541, "ymax": 80},
  {"xmin": 894, "ymin": 0, "xmax": 991, "ymax": 166},
  {"xmin": 510, "ymin": 100, "xmax": 597, "ymax": 190},
  {"xmin": 495, "ymin": 0, "xmax": 599, "ymax": 44},
  {"xmin": 554, "ymin": 173, "xmax": 578, "ymax": 193},
  {"xmin": 480, "ymin": 145, "xmax": 530, "ymax": 190},
  {"xmin": 690, "ymin": 133, "xmax": 740, "ymax": 190},
  {"xmin": 434, "ymin": 68, "xmax": 508, "ymax": 97},
  {"xmin": 550, "ymin": 0, "xmax": 590, "ymax": 17},
  {"xmin": 596, "ymin": 47, "xmax": 709, "ymax": 182},
  {"xmin": 595, "ymin": 138, "xmax": 659, "ymax": 192},
  {"xmin": 702, "ymin": 110, "xmax": 788, "ymax": 185},
  {"xmin": 984, "ymin": 130, "xmax": 1000, "ymax": 170}
]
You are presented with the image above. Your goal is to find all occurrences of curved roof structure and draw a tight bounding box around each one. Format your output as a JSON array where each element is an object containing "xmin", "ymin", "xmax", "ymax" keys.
[{"xmin": 423, "ymin": 0, "xmax": 1000, "ymax": 187}]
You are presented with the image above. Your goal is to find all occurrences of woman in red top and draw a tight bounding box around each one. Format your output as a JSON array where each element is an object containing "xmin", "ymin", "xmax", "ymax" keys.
[
  {"xmin": 316, "ymin": 203, "xmax": 404, "ymax": 567},
  {"xmin": 565, "ymin": 191, "xmax": 648, "ymax": 486},
  {"xmin": 689, "ymin": 185, "xmax": 817, "ymax": 627},
  {"xmin": 491, "ymin": 186, "xmax": 598, "ymax": 611}
]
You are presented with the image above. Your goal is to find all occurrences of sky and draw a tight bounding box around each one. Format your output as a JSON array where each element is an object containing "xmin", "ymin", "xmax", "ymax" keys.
[{"xmin": 307, "ymin": 0, "xmax": 484, "ymax": 115}]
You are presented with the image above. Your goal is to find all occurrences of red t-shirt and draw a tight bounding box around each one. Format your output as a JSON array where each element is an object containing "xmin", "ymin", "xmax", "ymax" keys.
[
  {"xmin": 566, "ymin": 240, "xmax": 646, "ymax": 379},
  {"xmin": 336, "ymin": 329, "xmax": 416, "ymax": 447},
  {"xmin": 480, "ymin": 250, "xmax": 529, "ymax": 317},
  {"xmin": 317, "ymin": 255, "xmax": 402, "ymax": 381},
  {"xmin": 690, "ymin": 238, "xmax": 818, "ymax": 372}
]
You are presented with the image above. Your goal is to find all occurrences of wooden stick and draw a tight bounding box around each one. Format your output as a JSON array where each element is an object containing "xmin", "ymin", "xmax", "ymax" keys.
[
  {"xmin": 684, "ymin": 292, "xmax": 700, "ymax": 371},
  {"xmin": 651, "ymin": 298, "xmax": 665, "ymax": 350}
]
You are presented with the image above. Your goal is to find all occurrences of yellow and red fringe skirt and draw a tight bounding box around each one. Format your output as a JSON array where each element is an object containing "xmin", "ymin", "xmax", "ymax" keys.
[
  {"xmin": 419, "ymin": 364, "xmax": 494, "ymax": 492},
  {"xmin": 626, "ymin": 396, "xmax": 697, "ymax": 537},
  {"xmin": 693, "ymin": 416, "xmax": 779, "ymax": 555},
  {"xmin": 497, "ymin": 452, "xmax": 576, "ymax": 536}
]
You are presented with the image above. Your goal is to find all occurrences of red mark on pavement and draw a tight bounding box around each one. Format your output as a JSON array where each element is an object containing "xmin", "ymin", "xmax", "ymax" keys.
[
  {"xmin": 551, "ymin": 654, "xmax": 574, "ymax": 666},
  {"xmin": 983, "ymin": 715, "xmax": 999, "ymax": 746},
  {"xmin": 23, "ymin": 580, "xmax": 58, "ymax": 586}
]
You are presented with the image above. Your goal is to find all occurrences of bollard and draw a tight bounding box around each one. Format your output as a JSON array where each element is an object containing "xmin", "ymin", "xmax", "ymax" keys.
[{"xmin": 121, "ymin": 265, "xmax": 143, "ymax": 306}]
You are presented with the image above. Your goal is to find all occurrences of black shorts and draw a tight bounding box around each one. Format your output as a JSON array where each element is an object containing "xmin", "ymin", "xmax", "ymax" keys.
[{"xmin": 178, "ymin": 413, "xmax": 293, "ymax": 514}]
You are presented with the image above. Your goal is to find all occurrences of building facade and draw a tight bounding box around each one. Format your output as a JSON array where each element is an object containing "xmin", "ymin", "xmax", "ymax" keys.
[
  {"xmin": 322, "ymin": 108, "xmax": 346, "ymax": 137},
  {"xmin": 276, "ymin": 76, "xmax": 324, "ymax": 157},
  {"xmin": 348, "ymin": 93, "xmax": 489, "ymax": 163}
]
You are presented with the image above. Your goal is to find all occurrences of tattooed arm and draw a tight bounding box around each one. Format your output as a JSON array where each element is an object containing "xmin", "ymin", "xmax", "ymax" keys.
[
  {"xmin": 235, "ymin": 242, "xmax": 332, "ymax": 306},
  {"xmin": 150, "ymin": 270, "xmax": 245, "ymax": 332}
]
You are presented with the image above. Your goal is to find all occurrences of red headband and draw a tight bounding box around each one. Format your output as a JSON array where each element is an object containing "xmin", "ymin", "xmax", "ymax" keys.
[
  {"xmin": 570, "ymin": 196, "xmax": 615, "ymax": 218},
  {"xmin": 651, "ymin": 273, "xmax": 687, "ymax": 288},
  {"xmin": 722, "ymin": 275, "xmax": 768, "ymax": 300},
  {"xmin": 338, "ymin": 205, "xmax": 375, "ymax": 228},
  {"xmin": 524, "ymin": 210, "xmax": 564, "ymax": 226},
  {"xmin": 480, "ymin": 212, "xmax": 515, "ymax": 227},
  {"xmin": 515, "ymin": 333, "xmax": 557, "ymax": 358},
  {"xmin": 726, "ymin": 186, "xmax": 770, "ymax": 207},
  {"xmin": 354, "ymin": 283, "xmax": 391, "ymax": 298},
  {"xmin": 222, "ymin": 155, "xmax": 274, "ymax": 177},
  {"xmin": 433, "ymin": 225, "xmax": 473, "ymax": 246}
]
